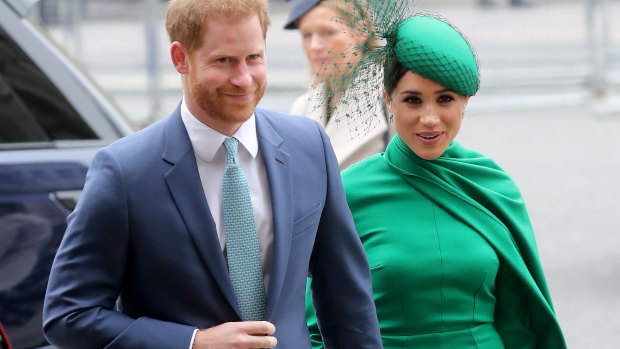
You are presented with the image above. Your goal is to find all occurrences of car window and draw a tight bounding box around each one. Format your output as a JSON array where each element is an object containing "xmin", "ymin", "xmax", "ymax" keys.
[{"xmin": 0, "ymin": 25, "xmax": 97, "ymax": 144}]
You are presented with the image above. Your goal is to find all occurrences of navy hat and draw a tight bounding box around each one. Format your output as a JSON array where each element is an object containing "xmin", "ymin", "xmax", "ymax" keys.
[{"xmin": 284, "ymin": 0, "xmax": 322, "ymax": 30}]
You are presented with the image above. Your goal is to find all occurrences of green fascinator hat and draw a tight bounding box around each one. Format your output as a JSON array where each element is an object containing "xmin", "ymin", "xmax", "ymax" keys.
[{"xmin": 390, "ymin": 16, "xmax": 479, "ymax": 96}]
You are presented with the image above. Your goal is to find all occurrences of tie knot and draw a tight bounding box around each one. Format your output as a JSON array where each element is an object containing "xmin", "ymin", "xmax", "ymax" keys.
[{"xmin": 223, "ymin": 137, "xmax": 239, "ymax": 164}]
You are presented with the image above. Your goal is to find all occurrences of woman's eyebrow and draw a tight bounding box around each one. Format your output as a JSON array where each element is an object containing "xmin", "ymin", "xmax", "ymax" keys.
[
  {"xmin": 435, "ymin": 88, "xmax": 455, "ymax": 94},
  {"xmin": 400, "ymin": 90, "xmax": 421, "ymax": 95}
]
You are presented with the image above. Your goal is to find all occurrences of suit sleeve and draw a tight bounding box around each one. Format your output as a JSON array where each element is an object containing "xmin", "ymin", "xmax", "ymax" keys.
[
  {"xmin": 495, "ymin": 261, "xmax": 537, "ymax": 349},
  {"xmin": 42, "ymin": 148, "xmax": 195, "ymax": 349},
  {"xmin": 307, "ymin": 123, "xmax": 383, "ymax": 349},
  {"xmin": 305, "ymin": 278, "xmax": 325, "ymax": 349}
]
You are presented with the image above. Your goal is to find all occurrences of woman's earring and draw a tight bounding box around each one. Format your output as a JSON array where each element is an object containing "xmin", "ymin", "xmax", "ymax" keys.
[{"xmin": 389, "ymin": 114, "xmax": 394, "ymax": 123}]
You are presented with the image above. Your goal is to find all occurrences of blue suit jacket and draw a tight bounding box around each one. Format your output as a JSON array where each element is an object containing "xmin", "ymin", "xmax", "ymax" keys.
[{"xmin": 43, "ymin": 106, "xmax": 382, "ymax": 349}]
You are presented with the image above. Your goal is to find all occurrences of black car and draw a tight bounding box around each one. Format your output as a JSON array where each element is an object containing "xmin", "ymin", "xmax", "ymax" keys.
[{"xmin": 0, "ymin": 0, "xmax": 133, "ymax": 347}]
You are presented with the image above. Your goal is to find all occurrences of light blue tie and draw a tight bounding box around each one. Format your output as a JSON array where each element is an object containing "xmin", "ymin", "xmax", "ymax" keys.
[{"xmin": 222, "ymin": 137, "xmax": 266, "ymax": 321}]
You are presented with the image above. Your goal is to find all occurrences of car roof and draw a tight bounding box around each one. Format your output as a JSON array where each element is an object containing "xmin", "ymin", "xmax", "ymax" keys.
[
  {"xmin": 2, "ymin": 0, "xmax": 38, "ymax": 17},
  {"xmin": 0, "ymin": 0, "xmax": 134, "ymax": 140}
]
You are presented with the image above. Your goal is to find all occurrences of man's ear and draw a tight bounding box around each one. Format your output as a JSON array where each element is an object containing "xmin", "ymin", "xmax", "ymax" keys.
[{"xmin": 171, "ymin": 41, "xmax": 189, "ymax": 74}]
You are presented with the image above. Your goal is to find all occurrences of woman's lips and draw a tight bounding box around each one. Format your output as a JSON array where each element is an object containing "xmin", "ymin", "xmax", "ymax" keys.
[
  {"xmin": 416, "ymin": 131, "xmax": 444, "ymax": 144},
  {"xmin": 313, "ymin": 58, "xmax": 327, "ymax": 67}
]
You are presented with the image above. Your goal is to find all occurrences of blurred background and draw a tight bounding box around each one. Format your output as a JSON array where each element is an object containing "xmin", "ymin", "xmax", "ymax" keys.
[
  {"xmin": 28, "ymin": 0, "xmax": 620, "ymax": 126},
  {"xmin": 22, "ymin": 0, "xmax": 620, "ymax": 347}
]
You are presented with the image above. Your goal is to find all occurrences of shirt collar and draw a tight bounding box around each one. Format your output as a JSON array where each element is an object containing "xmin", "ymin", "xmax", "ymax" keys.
[{"xmin": 180, "ymin": 97, "xmax": 258, "ymax": 162}]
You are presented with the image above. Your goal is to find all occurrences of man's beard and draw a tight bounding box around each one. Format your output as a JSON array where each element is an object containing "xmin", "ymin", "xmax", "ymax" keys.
[{"xmin": 190, "ymin": 78, "xmax": 266, "ymax": 124}]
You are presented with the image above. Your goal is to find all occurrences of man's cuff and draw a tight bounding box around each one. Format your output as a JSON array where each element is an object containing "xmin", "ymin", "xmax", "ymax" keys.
[{"xmin": 188, "ymin": 329, "xmax": 198, "ymax": 349}]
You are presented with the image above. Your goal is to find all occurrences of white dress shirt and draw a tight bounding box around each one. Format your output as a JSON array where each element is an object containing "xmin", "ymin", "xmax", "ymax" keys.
[
  {"xmin": 180, "ymin": 98, "xmax": 273, "ymax": 286},
  {"xmin": 181, "ymin": 99, "xmax": 274, "ymax": 346},
  {"xmin": 181, "ymin": 99, "xmax": 273, "ymax": 291}
]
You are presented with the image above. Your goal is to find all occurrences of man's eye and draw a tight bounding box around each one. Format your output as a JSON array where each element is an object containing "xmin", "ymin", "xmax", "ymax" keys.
[{"xmin": 217, "ymin": 57, "xmax": 230, "ymax": 63}]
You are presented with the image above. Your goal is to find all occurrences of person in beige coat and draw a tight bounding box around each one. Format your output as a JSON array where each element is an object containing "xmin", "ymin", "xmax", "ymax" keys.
[{"xmin": 285, "ymin": 0, "xmax": 393, "ymax": 169}]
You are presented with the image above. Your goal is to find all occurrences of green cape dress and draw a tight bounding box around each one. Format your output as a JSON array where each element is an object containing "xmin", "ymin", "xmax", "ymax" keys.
[{"xmin": 306, "ymin": 135, "xmax": 566, "ymax": 348}]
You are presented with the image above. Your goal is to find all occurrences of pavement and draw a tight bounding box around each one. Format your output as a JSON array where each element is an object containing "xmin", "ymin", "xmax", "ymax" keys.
[{"xmin": 40, "ymin": 0, "xmax": 620, "ymax": 347}]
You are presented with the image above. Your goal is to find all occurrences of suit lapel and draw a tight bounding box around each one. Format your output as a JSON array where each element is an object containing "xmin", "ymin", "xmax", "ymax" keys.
[
  {"xmin": 255, "ymin": 109, "xmax": 292, "ymax": 320},
  {"xmin": 161, "ymin": 107, "xmax": 241, "ymax": 317}
]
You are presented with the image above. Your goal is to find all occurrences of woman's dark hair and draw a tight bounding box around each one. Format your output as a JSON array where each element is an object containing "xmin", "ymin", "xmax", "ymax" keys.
[{"xmin": 383, "ymin": 58, "xmax": 410, "ymax": 99}]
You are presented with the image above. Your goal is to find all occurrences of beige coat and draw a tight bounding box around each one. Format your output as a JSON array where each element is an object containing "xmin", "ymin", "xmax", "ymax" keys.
[{"xmin": 290, "ymin": 89, "xmax": 393, "ymax": 170}]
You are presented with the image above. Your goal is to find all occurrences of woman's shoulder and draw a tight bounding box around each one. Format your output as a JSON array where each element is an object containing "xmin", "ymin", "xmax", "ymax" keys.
[
  {"xmin": 444, "ymin": 141, "xmax": 497, "ymax": 164},
  {"xmin": 289, "ymin": 91, "xmax": 312, "ymax": 116},
  {"xmin": 343, "ymin": 152, "xmax": 385, "ymax": 170},
  {"xmin": 341, "ymin": 153, "xmax": 388, "ymax": 185},
  {"xmin": 442, "ymin": 141, "xmax": 523, "ymax": 201},
  {"xmin": 442, "ymin": 142, "xmax": 510, "ymax": 177}
]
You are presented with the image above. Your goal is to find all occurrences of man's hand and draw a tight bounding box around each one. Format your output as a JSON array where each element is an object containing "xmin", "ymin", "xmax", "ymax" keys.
[{"xmin": 193, "ymin": 321, "xmax": 277, "ymax": 349}]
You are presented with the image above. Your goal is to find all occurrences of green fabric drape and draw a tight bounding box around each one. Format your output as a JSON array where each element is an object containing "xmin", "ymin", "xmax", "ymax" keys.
[
  {"xmin": 382, "ymin": 135, "xmax": 564, "ymax": 347},
  {"xmin": 306, "ymin": 135, "xmax": 565, "ymax": 348}
]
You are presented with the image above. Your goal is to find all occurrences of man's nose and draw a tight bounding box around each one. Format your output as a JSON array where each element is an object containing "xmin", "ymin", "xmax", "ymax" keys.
[{"xmin": 230, "ymin": 62, "xmax": 252, "ymax": 88}]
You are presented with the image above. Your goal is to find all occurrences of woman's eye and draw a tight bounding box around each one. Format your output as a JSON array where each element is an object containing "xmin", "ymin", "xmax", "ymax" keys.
[
  {"xmin": 403, "ymin": 96, "xmax": 421, "ymax": 104},
  {"xmin": 437, "ymin": 94, "xmax": 455, "ymax": 103}
]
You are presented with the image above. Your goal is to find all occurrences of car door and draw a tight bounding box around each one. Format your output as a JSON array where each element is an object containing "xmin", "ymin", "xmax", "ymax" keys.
[
  {"xmin": 0, "ymin": 322, "xmax": 12, "ymax": 349},
  {"xmin": 0, "ymin": 0, "xmax": 133, "ymax": 347}
]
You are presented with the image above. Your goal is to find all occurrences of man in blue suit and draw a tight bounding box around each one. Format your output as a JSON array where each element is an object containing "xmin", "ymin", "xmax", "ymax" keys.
[{"xmin": 42, "ymin": 0, "xmax": 382, "ymax": 348}]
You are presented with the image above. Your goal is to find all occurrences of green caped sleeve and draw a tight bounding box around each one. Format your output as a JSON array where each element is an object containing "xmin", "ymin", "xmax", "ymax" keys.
[{"xmin": 495, "ymin": 262, "xmax": 536, "ymax": 349}]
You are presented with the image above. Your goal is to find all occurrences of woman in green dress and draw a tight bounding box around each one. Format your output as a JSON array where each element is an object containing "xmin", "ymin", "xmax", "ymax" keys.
[{"xmin": 305, "ymin": 11, "xmax": 566, "ymax": 349}]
